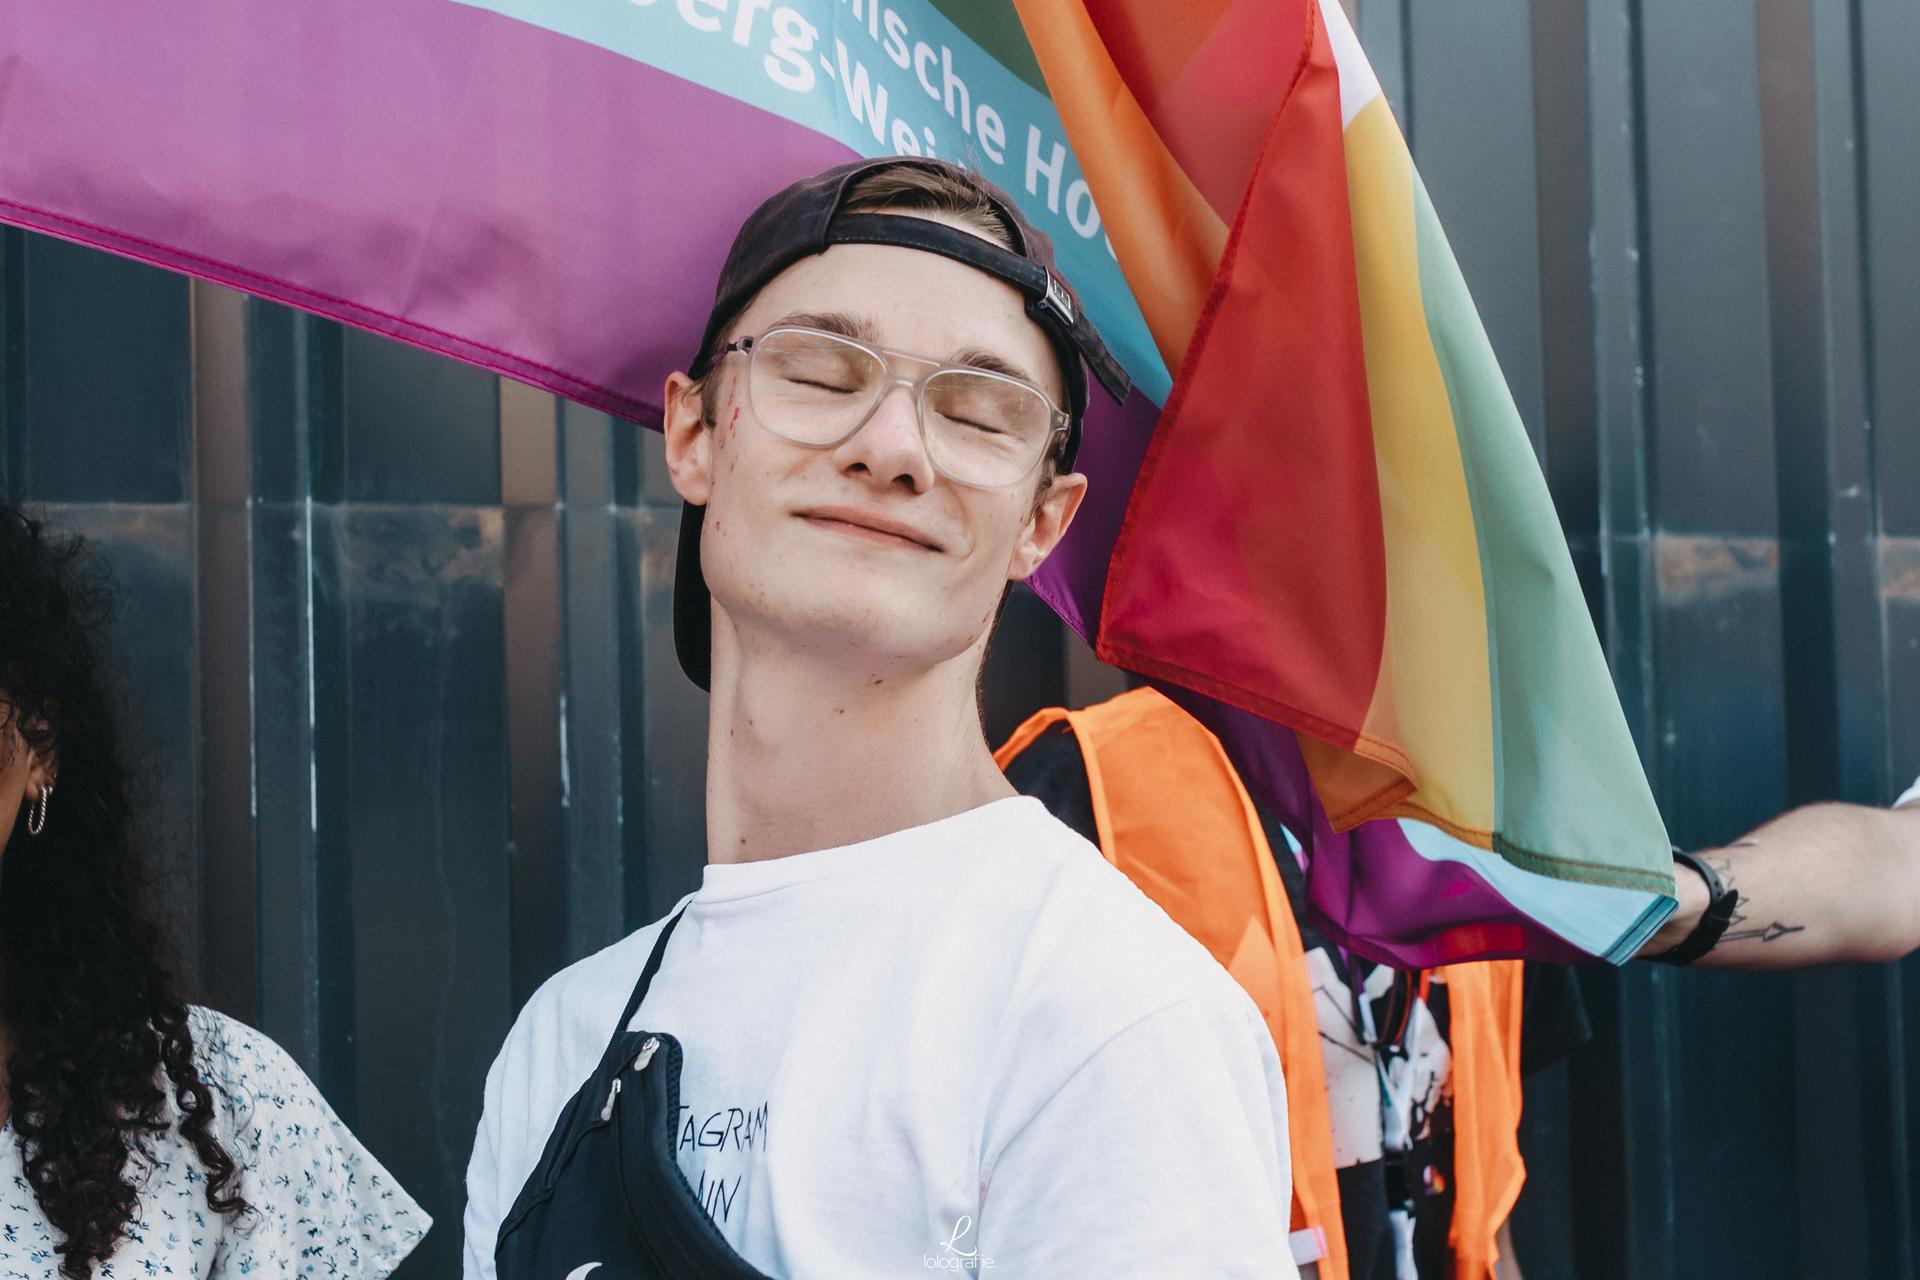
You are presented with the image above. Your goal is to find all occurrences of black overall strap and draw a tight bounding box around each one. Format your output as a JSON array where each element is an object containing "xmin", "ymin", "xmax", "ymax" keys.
[{"xmin": 614, "ymin": 904, "xmax": 689, "ymax": 1037}]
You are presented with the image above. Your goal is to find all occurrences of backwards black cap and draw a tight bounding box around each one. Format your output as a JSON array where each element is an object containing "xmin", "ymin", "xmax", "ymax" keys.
[{"xmin": 674, "ymin": 156, "xmax": 1132, "ymax": 691}]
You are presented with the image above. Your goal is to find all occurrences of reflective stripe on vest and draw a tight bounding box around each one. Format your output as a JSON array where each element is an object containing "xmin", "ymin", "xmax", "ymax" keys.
[{"xmin": 997, "ymin": 687, "xmax": 1526, "ymax": 1280}]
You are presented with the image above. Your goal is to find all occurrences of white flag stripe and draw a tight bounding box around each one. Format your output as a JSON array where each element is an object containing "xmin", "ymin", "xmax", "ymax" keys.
[{"xmin": 1317, "ymin": 0, "xmax": 1382, "ymax": 129}]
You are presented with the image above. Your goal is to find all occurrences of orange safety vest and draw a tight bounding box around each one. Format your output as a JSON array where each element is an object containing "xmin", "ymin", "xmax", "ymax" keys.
[{"xmin": 996, "ymin": 687, "xmax": 1527, "ymax": 1280}]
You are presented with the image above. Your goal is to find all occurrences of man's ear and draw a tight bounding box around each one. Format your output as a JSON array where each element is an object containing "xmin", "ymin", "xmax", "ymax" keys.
[
  {"xmin": 661, "ymin": 370, "xmax": 716, "ymax": 506},
  {"xmin": 1007, "ymin": 471, "xmax": 1088, "ymax": 582}
]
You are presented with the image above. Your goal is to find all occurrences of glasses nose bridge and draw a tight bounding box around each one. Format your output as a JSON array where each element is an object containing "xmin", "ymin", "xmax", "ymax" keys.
[
  {"xmin": 846, "ymin": 354, "xmax": 936, "ymax": 477},
  {"xmin": 875, "ymin": 344, "xmax": 943, "ymax": 393}
]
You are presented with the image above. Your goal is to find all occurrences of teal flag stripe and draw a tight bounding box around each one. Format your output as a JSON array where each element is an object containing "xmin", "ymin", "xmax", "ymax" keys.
[{"xmin": 1412, "ymin": 171, "xmax": 1674, "ymax": 888}]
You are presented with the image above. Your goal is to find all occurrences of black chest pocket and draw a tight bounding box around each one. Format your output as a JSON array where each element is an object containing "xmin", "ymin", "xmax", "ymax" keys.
[{"xmin": 495, "ymin": 909, "xmax": 778, "ymax": 1279}]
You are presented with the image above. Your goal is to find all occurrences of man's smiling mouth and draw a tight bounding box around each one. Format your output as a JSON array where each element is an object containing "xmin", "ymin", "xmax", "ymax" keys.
[{"xmin": 795, "ymin": 508, "xmax": 943, "ymax": 551}]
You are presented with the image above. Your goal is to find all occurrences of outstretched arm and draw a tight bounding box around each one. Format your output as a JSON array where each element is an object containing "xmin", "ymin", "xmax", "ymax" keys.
[{"xmin": 1641, "ymin": 780, "xmax": 1920, "ymax": 969}]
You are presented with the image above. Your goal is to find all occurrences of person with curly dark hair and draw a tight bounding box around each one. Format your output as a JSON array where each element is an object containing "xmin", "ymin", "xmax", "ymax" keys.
[{"xmin": 0, "ymin": 502, "xmax": 430, "ymax": 1279}]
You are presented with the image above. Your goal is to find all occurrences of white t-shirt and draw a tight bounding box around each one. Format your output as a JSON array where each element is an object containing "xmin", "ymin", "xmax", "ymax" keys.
[
  {"xmin": 464, "ymin": 795, "xmax": 1298, "ymax": 1279},
  {"xmin": 0, "ymin": 1006, "xmax": 428, "ymax": 1279},
  {"xmin": 1898, "ymin": 774, "xmax": 1920, "ymax": 809}
]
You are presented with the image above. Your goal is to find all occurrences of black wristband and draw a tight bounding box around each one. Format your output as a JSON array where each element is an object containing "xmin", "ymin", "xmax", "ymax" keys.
[{"xmin": 1643, "ymin": 849, "xmax": 1740, "ymax": 966}]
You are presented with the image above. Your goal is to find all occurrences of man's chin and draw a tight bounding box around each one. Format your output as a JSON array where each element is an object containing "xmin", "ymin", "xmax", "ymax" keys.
[{"xmin": 772, "ymin": 599, "xmax": 980, "ymax": 672}]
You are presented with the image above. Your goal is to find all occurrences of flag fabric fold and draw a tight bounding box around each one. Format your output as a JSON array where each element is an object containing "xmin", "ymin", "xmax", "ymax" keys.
[{"xmin": 0, "ymin": 0, "xmax": 1673, "ymax": 962}]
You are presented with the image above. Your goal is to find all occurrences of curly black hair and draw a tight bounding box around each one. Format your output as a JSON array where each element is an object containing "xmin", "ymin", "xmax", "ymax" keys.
[{"xmin": 0, "ymin": 504, "xmax": 250, "ymax": 1276}]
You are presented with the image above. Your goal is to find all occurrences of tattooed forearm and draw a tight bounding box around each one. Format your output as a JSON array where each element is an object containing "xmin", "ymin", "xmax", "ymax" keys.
[
  {"xmin": 1655, "ymin": 805, "xmax": 1920, "ymax": 968},
  {"xmin": 1700, "ymin": 845, "xmax": 1804, "ymax": 943},
  {"xmin": 1719, "ymin": 921, "xmax": 1806, "ymax": 944}
]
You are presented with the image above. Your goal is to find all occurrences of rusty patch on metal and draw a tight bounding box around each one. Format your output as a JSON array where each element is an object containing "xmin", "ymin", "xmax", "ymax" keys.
[
  {"xmin": 1882, "ymin": 537, "xmax": 1920, "ymax": 603},
  {"xmin": 1654, "ymin": 535, "xmax": 1779, "ymax": 605},
  {"xmin": 339, "ymin": 507, "xmax": 506, "ymax": 602}
]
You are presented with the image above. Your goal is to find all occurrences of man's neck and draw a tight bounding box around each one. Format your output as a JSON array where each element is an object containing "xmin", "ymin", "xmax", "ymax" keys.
[{"xmin": 704, "ymin": 638, "xmax": 1015, "ymax": 866}]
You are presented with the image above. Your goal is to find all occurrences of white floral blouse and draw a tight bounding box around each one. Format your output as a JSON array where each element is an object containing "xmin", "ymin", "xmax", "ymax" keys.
[{"xmin": 0, "ymin": 1006, "xmax": 429, "ymax": 1278}]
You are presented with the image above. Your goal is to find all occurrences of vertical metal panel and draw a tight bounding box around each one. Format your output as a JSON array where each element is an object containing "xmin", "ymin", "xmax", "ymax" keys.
[
  {"xmin": 1406, "ymin": 0, "xmax": 1548, "ymax": 455},
  {"xmin": 557, "ymin": 401, "xmax": 632, "ymax": 955},
  {"xmin": 245, "ymin": 301, "xmax": 327, "ymax": 1075},
  {"xmin": 0, "ymin": 229, "xmax": 23, "ymax": 498},
  {"xmin": 342, "ymin": 329, "xmax": 500, "ymax": 504},
  {"xmin": 1353, "ymin": 0, "xmax": 1412, "ymax": 138},
  {"xmin": 1858, "ymin": 3, "xmax": 1920, "ymax": 1272},
  {"xmin": 501, "ymin": 377, "xmax": 568, "ymax": 1008},
  {"xmin": 1861, "ymin": 0, "xmax": 1920, "ymax": 542},
  {"xmin": 1640, "ymin": 9, "xmax": 1781, "ymax": 538},
  {"xmin": 18, "ymin": 239, "xmax": 190, "ymax": 503},
  {"xmin": 193, "ymin": 281, "xmax": 259, "ymax": 1022},
  {"xmin": 333, "ymin": 506, "xmax": 512, "ymax": 1280},
  {"xmin": 1634, "ymin": 12, "xmax": 1801, "ymax": 1268},
  {"xmin": 1531, "ymin": 0, "xmax": 1601, "ymax": 613},
  {"xmin": 1756, "ymin": 1, "xmax": 1907, "ymax": 1274}
]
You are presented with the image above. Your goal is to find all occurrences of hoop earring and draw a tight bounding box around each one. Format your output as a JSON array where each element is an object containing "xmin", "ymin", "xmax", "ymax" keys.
[{"xmin": 26, "ymin": 779, "xmax": 52, "ymax": 837}]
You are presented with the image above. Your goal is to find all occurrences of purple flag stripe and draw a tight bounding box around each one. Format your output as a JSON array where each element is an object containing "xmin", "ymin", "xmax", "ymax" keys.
[
  {"xmin": 0, "ymin": 0, "xmax": 851, "ymax": 423},
  {"xmin": 1154, "ymin": 681, "xmax": 1595, "ymax": 967}
]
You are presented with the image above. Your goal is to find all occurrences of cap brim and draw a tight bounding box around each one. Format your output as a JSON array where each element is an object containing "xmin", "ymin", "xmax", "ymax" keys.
[{"xmin": 673, "ymin": 499, "xmax": 712, "ymax": 691}]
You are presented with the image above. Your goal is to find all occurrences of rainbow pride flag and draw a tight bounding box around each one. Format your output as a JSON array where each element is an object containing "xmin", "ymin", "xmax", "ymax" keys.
[{"xmin": 0, "ymin": 0, "xmax": 1675, "ymax": 963}]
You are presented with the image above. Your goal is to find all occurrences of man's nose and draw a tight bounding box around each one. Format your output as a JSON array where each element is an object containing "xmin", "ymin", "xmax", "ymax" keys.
[{"xmin": 834, "ymin": 380, "xmax": 935, "ymax": 491}]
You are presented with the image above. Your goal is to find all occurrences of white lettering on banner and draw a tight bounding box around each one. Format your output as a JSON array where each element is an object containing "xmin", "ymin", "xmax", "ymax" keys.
[
  {"xmin": 765, "ymin": 8, "xmax": 817, "ymax": 91},
  {"xmin": 730, "ymin": 0, "xmax": 771, "ymax": 45},
  {"xmin": 834, "ymin": 38, "xmax": 891, "ymax": 144},
  {"xmin": 677, "ymin": 0, "xmax": 724, "ymax": 33},
  {"xmin": 1066, "ymin": 178, "xmax": 1100, "ymax": 237},
  {"xmin": 881, "ymin": 9, "xmax": 911, "ymax": 67},
  {"xmin": 913, "ymin": 40, "xmax": 939, "ymax": 101},
  {"xmin": 941, "ymin": 45, "xmax": 969, "ymax": 132},
  {"xmin": 1025, "ymin": 125, "xmax": 1066, "ymax": 213},
  {"xmin": 453, "ymin": 0, "xmax": 1175, "ymax": 408},
  {"xmin": 463, "ymin": 0, "xmax": 1152, "ymax": 393},
  {"xmin": 590, "ymin": 0, "xmax": 1115, "ymax": 241},
  {"xmin": 975, "ymin": 102, "xmax": 1005, "ymax": 164}
]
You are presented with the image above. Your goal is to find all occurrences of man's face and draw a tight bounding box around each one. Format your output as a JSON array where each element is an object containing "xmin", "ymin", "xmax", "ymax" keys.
[{"xmin": 661, "ymin": 219, "xmax": 1087, "ymax": 682}]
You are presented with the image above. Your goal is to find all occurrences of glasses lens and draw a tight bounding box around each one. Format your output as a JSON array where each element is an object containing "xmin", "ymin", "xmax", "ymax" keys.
[
  {"xmin": 923, "ymin": 370, "xmax": 1055, "ymax": 487},
  {"xmin": 748, "ymin": 329, "xmax": 886, "ymax": 445}
]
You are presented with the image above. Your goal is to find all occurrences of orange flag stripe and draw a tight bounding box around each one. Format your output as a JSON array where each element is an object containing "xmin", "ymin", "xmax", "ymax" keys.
[{"xmin": 1011, "ymin": 0, "xmax": 1227, "ymax": 375}]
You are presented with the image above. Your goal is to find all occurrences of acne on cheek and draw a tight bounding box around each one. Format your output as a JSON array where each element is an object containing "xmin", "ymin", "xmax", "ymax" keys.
[{"xmin": 724, "ymin": 406, "xmax": 742, "ymax": 477}]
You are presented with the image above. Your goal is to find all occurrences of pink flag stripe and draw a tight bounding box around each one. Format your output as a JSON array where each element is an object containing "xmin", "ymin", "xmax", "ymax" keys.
[{"xmin": 0, "ymin": 0, "xmax": 852, "ymax": 423}]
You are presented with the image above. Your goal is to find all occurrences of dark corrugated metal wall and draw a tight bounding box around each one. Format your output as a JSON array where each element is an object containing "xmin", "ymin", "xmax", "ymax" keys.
[{"xmin": 0, "ymin": 1, "xmax": 1914, "ymax": 1275}]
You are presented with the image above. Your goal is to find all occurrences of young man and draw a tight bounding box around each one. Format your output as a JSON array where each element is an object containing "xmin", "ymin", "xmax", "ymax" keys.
[{"xmin": 462, "ymin": 158, "xmax": 1301, "ymax": 1278}]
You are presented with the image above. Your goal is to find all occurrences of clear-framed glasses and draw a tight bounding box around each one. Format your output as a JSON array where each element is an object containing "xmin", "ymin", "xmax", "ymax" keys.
[{"xmin": 710, "ymin": 325, "xmax": 1069, "ymax": 490}]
